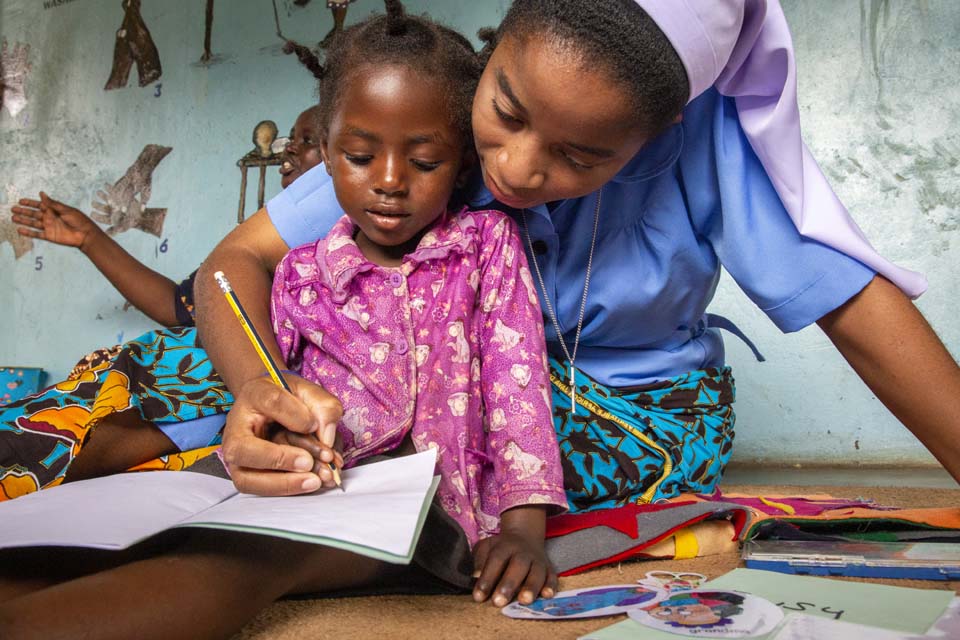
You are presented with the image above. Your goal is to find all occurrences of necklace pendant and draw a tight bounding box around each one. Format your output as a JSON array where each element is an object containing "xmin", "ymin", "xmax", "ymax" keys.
[{"xmin": 569, "ymin": 366, "xmax": 577, "ymax": 415}]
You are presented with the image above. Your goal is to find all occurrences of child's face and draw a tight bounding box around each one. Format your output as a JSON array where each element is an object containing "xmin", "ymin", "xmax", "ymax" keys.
[
  {"xmin": 321, "ymin": 64, "xmax": 466, "ymax": 266},
  {"xmin": 650, "ymin": 603, "xmax": 720, "ymax": 626},
  {"xmin": 472, "ymin": 33, "xmax": 652, "ymax": 209},
  {"xmin": 280, "ymin": 108, "xmax": 323, "ymax": 189}
]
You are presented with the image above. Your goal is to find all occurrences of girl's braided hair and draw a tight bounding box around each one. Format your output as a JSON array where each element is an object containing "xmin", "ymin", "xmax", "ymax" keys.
[{"xmin": 285, "ymin": 0, "xmax": 482, "ymax": 150}]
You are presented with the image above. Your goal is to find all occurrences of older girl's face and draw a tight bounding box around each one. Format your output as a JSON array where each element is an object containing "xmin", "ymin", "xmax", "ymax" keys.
[{"xmin": 472, "ymin": 33, "xmax": 652, "ymax": 209}]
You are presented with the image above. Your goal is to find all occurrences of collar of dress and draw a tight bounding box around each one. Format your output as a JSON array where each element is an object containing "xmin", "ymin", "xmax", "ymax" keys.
[{"xmin": 286, "ymin": 206, "xmax": 480, "ymax": 303}]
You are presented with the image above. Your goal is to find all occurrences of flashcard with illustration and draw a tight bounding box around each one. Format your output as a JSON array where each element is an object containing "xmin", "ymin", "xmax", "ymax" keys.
[
  {"xmin": 502, "ymin": 584, "xmax": 666, "ymax": 620},
  {"xmin": 1, "ymin": 185, "xmax": 34, "ymax": 259},
  {"xmin": 639, "ymin": 571, "xmax": 706, "ymax": 594},
  {"xmin": 628, "ymin": 590, "xmax": 784, "ymax": 637}
]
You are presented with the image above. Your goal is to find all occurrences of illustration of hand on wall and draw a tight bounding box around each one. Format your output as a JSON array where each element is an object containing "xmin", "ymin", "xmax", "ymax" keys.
[
  {"xmin": 90, "ymin": 144, "xmax": 172, "ymax": 237},
  {"xmin": 104, "ymin": 0, "xmax": 162, "ymax": 90},
  {"xmin": 1, "ymin": 185, "xmax": 35, "ymax": 259},
  {"xmin": 1, "ymin": 39, "xmax": 32, "ymax": 118}
]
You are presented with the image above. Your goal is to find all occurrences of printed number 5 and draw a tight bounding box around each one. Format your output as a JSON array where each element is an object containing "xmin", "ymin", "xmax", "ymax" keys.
[{"xmin": 34, "ymin": 256, "xmax": 43, "ymax": 271}]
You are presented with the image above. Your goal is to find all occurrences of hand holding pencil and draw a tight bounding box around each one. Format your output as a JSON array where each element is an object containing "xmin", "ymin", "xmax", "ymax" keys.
[{"xmin": 215, "ymin": 270, "xmax": 344, "ymax": 492}]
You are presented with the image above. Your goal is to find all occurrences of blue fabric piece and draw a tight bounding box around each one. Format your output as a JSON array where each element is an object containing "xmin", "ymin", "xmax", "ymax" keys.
[
  {"xmin": 157, "ymin": 412, "xmax": 226, "ymax": 452},
  {"xmin": 123, "ymin": 327, "xmax": 232, "ymax": 429},
  {"xmin": 266, "ymin": 89, "xmax": 875, "ymax": 386}
]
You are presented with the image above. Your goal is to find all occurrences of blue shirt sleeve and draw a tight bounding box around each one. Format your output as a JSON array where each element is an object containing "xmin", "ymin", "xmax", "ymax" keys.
[
  {"xmin": 681, "ymin": 91, "xmax": 876, "ymax": 333},
  {"xmin": 266, "ymin": 163, "xmax": 343, "ymax": 248}
]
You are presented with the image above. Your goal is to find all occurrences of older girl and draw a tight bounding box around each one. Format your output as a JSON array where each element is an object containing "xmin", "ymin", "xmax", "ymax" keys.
[{"xmin": 204, "ymin": 0, "xmax": 960, "ymax": 506}]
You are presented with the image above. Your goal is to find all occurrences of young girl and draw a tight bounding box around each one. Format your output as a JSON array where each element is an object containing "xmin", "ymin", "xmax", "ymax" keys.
[
  {"xmin": 0, "ymin": 4, "xmax": 564, "ymax": 637},
  {"xmin": 268, "ymin": 0, "xmax": 566, "ymax": 575}
]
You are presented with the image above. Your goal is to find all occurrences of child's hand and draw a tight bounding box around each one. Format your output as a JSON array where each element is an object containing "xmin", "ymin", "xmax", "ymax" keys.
[
  {"xmin": 11, "ymin": 192, "xmax": 102, "ymax": 250},
  {"xmin": 269, "ymin": 427, "xmax": 343, "ymax": 489},
  {"xmin": 471, "ymin": 505, "xmax": 556, "ymax": 607}
]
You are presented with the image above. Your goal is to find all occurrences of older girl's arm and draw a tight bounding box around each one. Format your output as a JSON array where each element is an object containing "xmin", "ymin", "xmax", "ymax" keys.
[
  {"xmin": 194, "ymin": 208, "xmax": 342, "ymax": 495},
  {"xmin": 817, "ymin": 275, "xmax": 960, "ymax": 482}
]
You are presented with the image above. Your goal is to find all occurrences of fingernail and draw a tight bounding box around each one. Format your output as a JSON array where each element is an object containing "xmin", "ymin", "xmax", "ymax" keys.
[
  {"xmin": 293, "ymin": 456, "xmax": 313, "ymax": 472},
  {"xmin": 301, "ymin": 476, "xmax": 321, "ymax": 491},
  {"xmin": 322, "ymin": 422, "xmax": 337, "ymax": 444},
  {"xmin": 471, "ymin": 570, "xmax": 481, "ymax": 578},
  {"xmin": 493, "ymin": 594, "xmax": 507, "ymax": 607}
]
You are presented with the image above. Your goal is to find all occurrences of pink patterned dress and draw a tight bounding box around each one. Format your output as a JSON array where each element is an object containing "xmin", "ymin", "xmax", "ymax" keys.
[{"xmin": 272, "ymin": 209, "xmax": 567, "ymax": 545}]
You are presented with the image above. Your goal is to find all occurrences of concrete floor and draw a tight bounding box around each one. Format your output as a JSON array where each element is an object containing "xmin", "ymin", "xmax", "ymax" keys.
[{"xmin": 722, "ymin": 465, "xmax": 958, "ymax": 489}]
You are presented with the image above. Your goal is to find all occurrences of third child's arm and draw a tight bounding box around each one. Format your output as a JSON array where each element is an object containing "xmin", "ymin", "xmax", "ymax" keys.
[
  {"xmin": 818, "ymin": 274, "xmax": 960, "ymax": 482},
  {"xmin": 13, "ymin": 193, "xmax": 181, "ymax": 326}
]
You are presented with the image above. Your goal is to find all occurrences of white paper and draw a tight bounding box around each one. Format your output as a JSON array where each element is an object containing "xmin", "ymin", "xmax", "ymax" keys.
[
  {"xmin": 0, "ymin": 448, "xmax": 438, "ymax": 559},
  {"xmin": 628, "ymin": 589, "xmax": 784, "ymax": 637},
  {"xmin": 183, "ymin": 449, "xmax": 439, "ymax": 557},
  {"xmin": 0, "ymin": 471, "xmax": 236, "ymax": 549}
]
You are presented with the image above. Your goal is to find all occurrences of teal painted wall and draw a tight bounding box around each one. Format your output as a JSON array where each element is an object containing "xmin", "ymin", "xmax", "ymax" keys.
[{"xmin": 2, "ymin": 0, "xmax": 957, "ymax": 467}]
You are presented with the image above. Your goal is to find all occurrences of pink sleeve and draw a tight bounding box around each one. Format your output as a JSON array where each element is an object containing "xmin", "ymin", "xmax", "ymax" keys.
[
  {"xmin": 270, "ymin": 252, "xmax": 302, "ymax": 369},
  {"xmin": 476, "ymin": 214, "xmax": 567, "ymax": 514}
]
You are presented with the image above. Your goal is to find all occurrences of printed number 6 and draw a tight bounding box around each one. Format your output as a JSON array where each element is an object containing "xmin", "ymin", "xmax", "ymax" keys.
[
  {"xmin": 159, "ymin": 239, "xmax": 169, "ymax": 254},
  {"xmin": 34, "ymin": 256, "xmax": 43, "ymax": 271}
]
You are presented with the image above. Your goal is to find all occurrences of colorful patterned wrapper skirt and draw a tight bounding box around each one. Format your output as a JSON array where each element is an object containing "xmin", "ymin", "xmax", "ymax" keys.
[
  {"xmin": 0, "ymin": 327, "xmax": 231, "ymax": 501},
  {"xmin": 551, "ymin": 355, "xmax": 736, "ymax": 513}
]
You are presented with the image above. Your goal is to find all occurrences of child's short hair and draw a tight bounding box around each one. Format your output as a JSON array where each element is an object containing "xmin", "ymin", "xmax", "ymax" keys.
[
  {"xmin": 479, "ymin": 0, "xmax": 689, "ymax": 139},
  {"xmin": 286, "ymin": 0, "xmax": 482, "ymax": 152}
]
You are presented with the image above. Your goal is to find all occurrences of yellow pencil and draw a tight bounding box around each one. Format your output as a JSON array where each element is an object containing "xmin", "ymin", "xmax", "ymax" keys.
[{"xmin": 214, "ymin": 270, "xmax": 343, "ymax": 491}]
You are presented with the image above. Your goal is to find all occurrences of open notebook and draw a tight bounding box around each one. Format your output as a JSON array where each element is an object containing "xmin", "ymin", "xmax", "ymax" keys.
[{"xmin": 0, "ymin": 448, "xmax": 440, "ymax": 564}]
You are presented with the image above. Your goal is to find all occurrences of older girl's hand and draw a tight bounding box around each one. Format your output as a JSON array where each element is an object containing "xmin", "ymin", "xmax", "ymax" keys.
[{"xmin": 221, "ymin": 374, "xmax": 343, "ymax": 495}]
